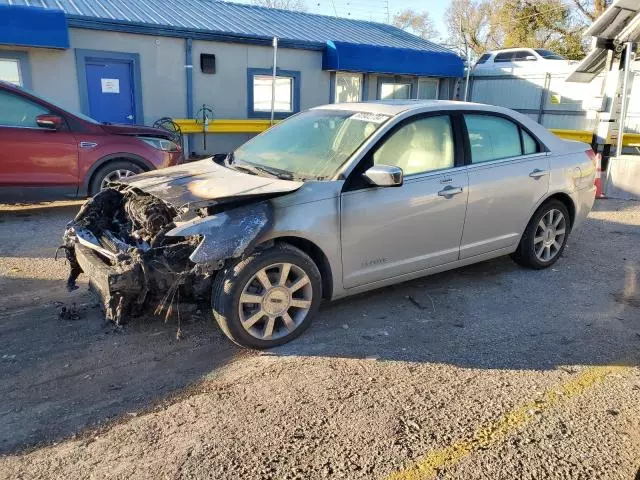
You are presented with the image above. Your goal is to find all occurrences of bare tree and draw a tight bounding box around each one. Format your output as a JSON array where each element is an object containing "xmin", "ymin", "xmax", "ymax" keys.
[
  {"xmin": 251, "ymin": 0, "xmax": 307, "ymax": 11},
  {"xmin": 392, "ymin": 9, "xmax": 439, "ymax": 41},
  {"xmin": 445, "ymin": 0, "xmax": 499, "ymax": 55},
  {"xmin": 569, "ymin": 0, "xmax": 612, "ymax": 22}
]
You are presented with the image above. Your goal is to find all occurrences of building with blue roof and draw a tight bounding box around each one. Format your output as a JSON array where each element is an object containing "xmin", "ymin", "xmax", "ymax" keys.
[{"xmin": 0, "ymin": 0, "xmax": 464, "ymax": 153}]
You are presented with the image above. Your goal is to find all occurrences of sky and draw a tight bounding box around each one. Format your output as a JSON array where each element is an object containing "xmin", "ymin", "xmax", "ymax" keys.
[{"xmin": 230, "ymin": 0, "xmax": 453, "ymax": 39}]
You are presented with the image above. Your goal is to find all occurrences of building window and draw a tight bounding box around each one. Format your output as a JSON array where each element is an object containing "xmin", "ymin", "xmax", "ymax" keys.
[
  {"xmin": 0, "ymin": 58, "xmax": 21, "ymax": 85},
  {"xmin": 247, "ymin": 68, "xmax": 300, "ymax": 119},
  {"xmin": 380, "ymin": 82, "xmax": 411, "ymax": 100},
  {"xmin": 0, "ymin": 52, "xmax": 31, "ymax": 88},
  {"xmin": 417, "ymin": 78, "xmax": 439, "ymax": 100},
  {"xmin": 335, "ymin": 72, "xmax": 362, "ymax": 103},
  {"xmin": 378, "ymin": 77, "xmax": 412, "ymax": 100}
]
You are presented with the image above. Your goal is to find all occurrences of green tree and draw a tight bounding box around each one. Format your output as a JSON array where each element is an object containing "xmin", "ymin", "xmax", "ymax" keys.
[
  {"xmin": 498, "ymin": 0, "xmax": 586, "ymax": 59},
  {"xmin": 445, "ymin": 0, "xmax": 612, "ymax": 60}
]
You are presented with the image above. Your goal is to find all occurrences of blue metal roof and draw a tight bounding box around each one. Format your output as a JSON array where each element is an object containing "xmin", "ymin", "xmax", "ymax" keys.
[{"xmin": 0, "ymin": 0, "xmax": 455, "ymax": 54}]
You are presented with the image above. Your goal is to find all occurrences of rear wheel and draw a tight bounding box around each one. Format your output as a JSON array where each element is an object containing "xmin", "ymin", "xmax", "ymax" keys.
[
  {"xmin": 212, "ymin": 243, "xmax": 322, "ymax": 349},
  {"xmin": 511, "ymin": 199, "xmax": 571, "ymax": 269},
  {"xmin": 89, "ymin": 160, "xmax": 144, "ymax": 196}
]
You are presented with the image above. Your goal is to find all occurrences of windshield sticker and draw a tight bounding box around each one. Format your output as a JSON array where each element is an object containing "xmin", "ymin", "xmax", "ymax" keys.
[{"xmin": 350, "ymin": 112, "xmax": 389, "ymax": 124}]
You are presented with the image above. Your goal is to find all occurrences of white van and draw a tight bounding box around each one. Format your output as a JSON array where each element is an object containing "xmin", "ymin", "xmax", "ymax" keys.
[{"xmin": 473, "ymin": 48, "xmax": 577, "ymax": 75}]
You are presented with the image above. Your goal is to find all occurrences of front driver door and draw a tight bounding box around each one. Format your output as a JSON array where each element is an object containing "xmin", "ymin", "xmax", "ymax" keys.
[
  {"xmin": 340, "ymin": 114, "xmax": 469, "ymax": 289},
  {"xmin": 0, "ymin": 89, "xmax": 79, "ymax": 199}
]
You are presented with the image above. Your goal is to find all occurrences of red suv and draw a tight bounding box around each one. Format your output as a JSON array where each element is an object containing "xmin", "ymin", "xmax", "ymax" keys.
[{"xmin": 0, "ymin": 81, "xmax": 183, "ymax": 202}]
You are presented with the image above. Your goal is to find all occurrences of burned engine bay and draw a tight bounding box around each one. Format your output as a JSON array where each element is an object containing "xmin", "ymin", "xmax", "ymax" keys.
[{"xmin": 62, "ymin": 185, "xmax": 273, "ymax": 325}]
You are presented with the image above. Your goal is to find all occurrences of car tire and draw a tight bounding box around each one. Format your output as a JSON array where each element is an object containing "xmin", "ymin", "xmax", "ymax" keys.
[
  {"xmin": 511, "ymin": 199, "xmax": 571, "ymax": 269},
  {"xmin": 89, "ymin": 160, "xmax": 145, "ymax": 196},
  {"xmin": 212, "ymin": 243, "xmax": 322, "ymax": 349}
]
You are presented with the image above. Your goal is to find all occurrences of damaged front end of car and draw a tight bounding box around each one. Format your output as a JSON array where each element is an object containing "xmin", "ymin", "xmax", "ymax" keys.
[{"xmin": 61, "ymin": 185, "xmax": 274, "ymax": 325}]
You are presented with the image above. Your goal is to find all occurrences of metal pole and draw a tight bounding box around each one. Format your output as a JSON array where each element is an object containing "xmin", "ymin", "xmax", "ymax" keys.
[
  {"xmin": 464, "ymin": 59, "xmax": 471, "ymax": 101},
  {"xmin": 461, "ymin": 29, "xmax": 470, "ymax": 101},
  {"xmin": 270, "ymin": 37, "xmax": 278, "ymax": 126},
  {"xmin": 616, "ymin": 41, "xmax": 633, "ymax": 157}
]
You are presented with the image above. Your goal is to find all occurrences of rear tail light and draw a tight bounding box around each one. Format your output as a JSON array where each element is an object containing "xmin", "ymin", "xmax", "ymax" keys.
[{"xmin": 585, "ymin": 148, "xmax": 600, "ymax": 166}]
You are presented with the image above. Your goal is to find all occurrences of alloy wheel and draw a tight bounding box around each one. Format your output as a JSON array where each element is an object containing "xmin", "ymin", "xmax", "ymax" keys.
[
  {"xmin": 534, "ymin": 208, "xmax": 566, "ymax": 262},
  {"xmin": 100, "ymin": 169, "xmax": 137, "ymax": 190},
  {"xmin": 238, "ymin": 262, "xmax": 313, "ymax": 341}
]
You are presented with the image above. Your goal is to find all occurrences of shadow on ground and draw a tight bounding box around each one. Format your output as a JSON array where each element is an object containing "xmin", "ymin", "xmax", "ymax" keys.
[
  {"xmin": 0, "ymin": 200, "xmax": 638, "ymax": 454},
  {"xmin": 274, "ymin": 211, "xmax": 640, "ymax": 371},
  {"xmin": 0, "ymin": 277, "xmax": 239, "ymax": 454}
]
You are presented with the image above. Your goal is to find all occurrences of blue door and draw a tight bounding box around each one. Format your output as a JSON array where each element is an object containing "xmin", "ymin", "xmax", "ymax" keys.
[{"xmin": 85, "ymin": 60, "xmax": 136, "ymax": 124}]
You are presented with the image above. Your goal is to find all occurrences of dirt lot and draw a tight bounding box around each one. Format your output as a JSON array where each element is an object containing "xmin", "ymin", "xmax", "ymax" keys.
[{"xmin": 0, "ymin": 199, "xmax": 639, "ymax": 479}]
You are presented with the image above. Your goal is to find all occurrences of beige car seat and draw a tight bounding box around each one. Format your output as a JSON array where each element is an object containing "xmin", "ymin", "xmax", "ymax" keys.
[{"xmin": 397, "ymin": 120, "xmax": 454, "ymax": 175}]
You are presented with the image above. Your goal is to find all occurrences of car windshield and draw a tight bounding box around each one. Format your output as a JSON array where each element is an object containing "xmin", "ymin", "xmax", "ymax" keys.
[
  {"xmin": 232, "ymin": 109, "xmax": 390, "ymax": 179},
  {"xmin": 534, "ymin": 49, "xmax": 565, "ymax": 60}
]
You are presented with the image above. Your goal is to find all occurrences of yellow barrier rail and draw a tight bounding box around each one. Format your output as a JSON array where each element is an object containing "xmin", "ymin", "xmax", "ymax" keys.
[
  {"xmin": 549, "ymin": 129, "xmax": 592, "ymax": 143},
  {"xmin": 174, "ymin": 119, "xmax": 640, "ymax": 147},
  {"xmin": 174, "ymin": 118, "xmax": 276, "ymax": 134},
  {"xmin": 549, "ymin": 129, "xmax": 640, "ymax": 147}
]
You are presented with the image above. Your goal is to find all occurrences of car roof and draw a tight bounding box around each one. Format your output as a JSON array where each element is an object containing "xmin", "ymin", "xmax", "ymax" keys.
[
  {"xmin": 314, "ymin": 99, "xmax": 567, "ymax": 151},
  {"xmin": 484, "ymin": 48, "xmax": 536, "ymax": 55},
  {"xmin": 314, "ymin": 99, "xmax": 511, "ymax": 116}
]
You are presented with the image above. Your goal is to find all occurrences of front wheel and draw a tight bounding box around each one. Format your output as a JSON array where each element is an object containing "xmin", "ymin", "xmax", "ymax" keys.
[
  {"xmin": 89, "ymin": 160, "xmax": 144, "ymax": 196},
  {"xmin": 511, "ymin": 199, "xmax": 571, "ymax": 269},
  {"xmin": 212, "ymin": 243, "xmax": 322, "ymax": 349}
]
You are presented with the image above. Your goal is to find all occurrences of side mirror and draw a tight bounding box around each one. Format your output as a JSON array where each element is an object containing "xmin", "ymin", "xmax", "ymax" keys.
[
  {"xmin": 36, "ymin": 114, "xmax": 63, "ymax": 130},
  {"xmin": 362, "ymin": 165, "xmax": 403, "ymax": 187},
  {"xmin": 525, "ymin": 55, "xmax": 537, "ymax": 61}
]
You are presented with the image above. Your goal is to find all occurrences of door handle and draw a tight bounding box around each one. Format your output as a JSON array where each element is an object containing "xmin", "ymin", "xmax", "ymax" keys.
[
  {"xmin": 529, "ymin": 168, "xmax": 548, "ymax": 179},
  {"xmin": 438, "ymin": 186, "xmax": 463, "ymax": 197},
  {"xmin": 126, "ymin": 114, "xmax": 134, "ymax": 120}
]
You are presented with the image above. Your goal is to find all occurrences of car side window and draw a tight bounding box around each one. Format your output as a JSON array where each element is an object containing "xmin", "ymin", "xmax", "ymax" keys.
[
  {"xmin": 512, "ymin": 50, "xmax": 537, "ymax": 61},
  {"xmin": 373, "ymin": 115, "xmax": 454, "ymax": 176},
  {"xmin": 494, "ymin": 52, "xmax": 514, "ymax": 63},
  {"xmin": 0, "ymin": 90, "xmax": 50, "ymax": 128},
  {"xmin": 475, "ymin": 53, "xmax": 491, "ymax": 65},
  {"xmin": 464, "ymin": 114, "xmax": 524, "ymax": 163}
]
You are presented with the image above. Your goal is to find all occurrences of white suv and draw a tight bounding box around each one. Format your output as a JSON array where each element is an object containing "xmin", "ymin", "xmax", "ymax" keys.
[{"xmin": 473, "ymin": 48, "xmax": 576, "ymax": 75}]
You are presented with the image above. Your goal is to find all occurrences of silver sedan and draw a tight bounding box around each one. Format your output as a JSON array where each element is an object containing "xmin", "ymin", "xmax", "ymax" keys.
[{"xmin": 64, "ymin": 101, "xmax": 597, "ymax": 349}]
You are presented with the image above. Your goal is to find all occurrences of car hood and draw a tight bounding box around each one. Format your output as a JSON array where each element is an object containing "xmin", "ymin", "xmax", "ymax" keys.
[
  {"xmin": 100, "ymin": 123, "xmax": 173, "ymax": 139},
  {"xmin": 114, "ymin": 158, "xmax": 304, "ymax": 209}
]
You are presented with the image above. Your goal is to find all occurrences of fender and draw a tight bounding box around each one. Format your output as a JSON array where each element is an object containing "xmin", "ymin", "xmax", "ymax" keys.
[
  {"xmin": 79, "ymin": 153, "xmax": 156, "ymax": 197},
  {"xmin": 522, "ymin": 189, "xmax": 577, "ymax": 235},
  {"xmin": 165, "ymin": 202, "xmax": 272, "ymax": 264}
]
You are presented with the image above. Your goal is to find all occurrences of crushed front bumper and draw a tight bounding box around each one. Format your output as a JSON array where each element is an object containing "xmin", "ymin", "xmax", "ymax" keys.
[{"xmin": 73, "ymin": 243, "xmax": 144, "ymax": 323}]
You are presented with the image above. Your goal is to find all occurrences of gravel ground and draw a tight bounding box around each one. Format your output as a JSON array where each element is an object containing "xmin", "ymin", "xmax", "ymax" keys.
[{"xmin": 0, "ymin": 199, "xmax": 638, "ymax": 479}]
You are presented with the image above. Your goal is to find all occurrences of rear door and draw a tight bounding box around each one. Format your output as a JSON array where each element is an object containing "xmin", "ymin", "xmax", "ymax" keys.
[
  {"xmin": 459, "ymin": 113, "xmax": 549, "ymax": 259},
  {"xmin": 0, "ymin": 88, "xmax": 79, "ymax": 197},
  {"xmin": 340, "ymin": 114, "xmax": 469, "ymax": 289}
]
